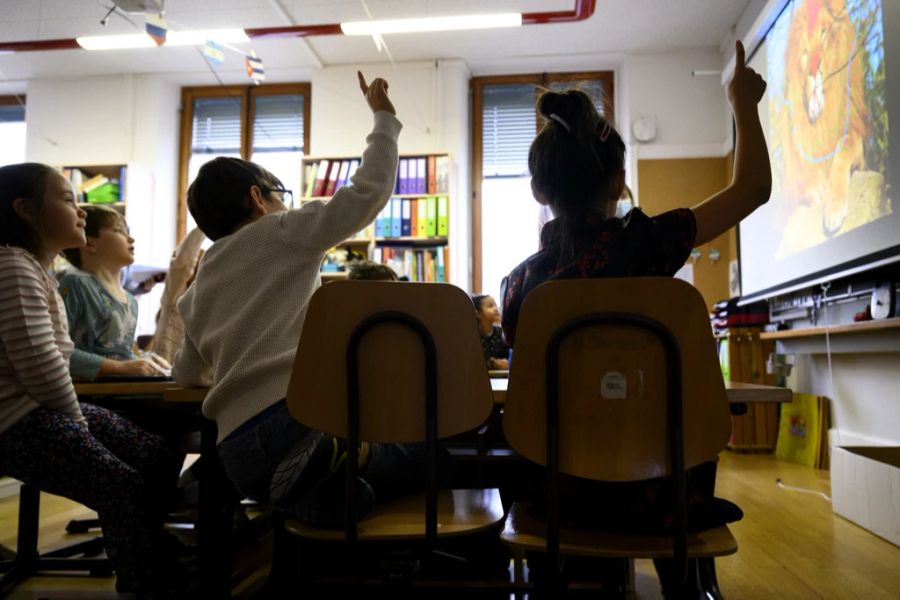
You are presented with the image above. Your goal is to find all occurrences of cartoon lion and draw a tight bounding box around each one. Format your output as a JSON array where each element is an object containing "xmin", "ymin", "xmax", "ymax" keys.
[{"xmin": 777, "ymin": 0, "xmax": 869, "ymax": 237}]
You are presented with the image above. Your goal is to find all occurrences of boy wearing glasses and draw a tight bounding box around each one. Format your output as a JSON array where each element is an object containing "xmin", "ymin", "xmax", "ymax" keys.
[{"xmin": 174, "ymin": 73, "xmax": 427, "ymax": 527}]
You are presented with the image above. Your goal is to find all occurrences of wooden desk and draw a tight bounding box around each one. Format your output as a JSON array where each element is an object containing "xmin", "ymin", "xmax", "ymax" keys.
[
  {"xmin": 159, "ymin": 379, "xmax": 793, "ymax": 407},
  {"xmin": 489, "ymin": 378, "xmax": 792, "ymax": 406},
  {"xmin": 74, "ymin": 380, "xmax": 180, "ymax": 397}
]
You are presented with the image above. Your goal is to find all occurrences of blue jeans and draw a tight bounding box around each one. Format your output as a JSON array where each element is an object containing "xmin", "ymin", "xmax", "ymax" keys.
[{"xmin": 217, "ymin": 400, "xmax": 428, "ymax": 506}]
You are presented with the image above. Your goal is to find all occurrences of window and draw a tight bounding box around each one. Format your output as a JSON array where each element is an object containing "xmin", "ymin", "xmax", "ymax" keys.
[
  {"xmin": 471, "ymin": 72, "xmax": 614, "ymax": 299},
  {"xmin": 0, "ymin": 97, "xmax": 26, "ymax": 167},
  {"xmin": 178, "ymin": 83, "xmax": 310, "ymax": 238}
]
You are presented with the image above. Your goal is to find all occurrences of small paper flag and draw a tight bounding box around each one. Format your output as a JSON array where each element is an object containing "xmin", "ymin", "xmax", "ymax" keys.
[
  {"xmin": 245, "ymin": 51, "xmax": 265, "ymax": 84},
  {"xmin": 203, "ymin": 40, "xmax": 225, "ymax": 65},
  {"xmin": 145, "ymin": 12, "xmax": 168, "ymax": 46}
]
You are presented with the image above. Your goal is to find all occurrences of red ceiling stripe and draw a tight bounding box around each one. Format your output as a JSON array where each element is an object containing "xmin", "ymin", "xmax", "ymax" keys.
[{"xmin": 0, "ymin": 1, "xmax": 595, "ymax": 53}]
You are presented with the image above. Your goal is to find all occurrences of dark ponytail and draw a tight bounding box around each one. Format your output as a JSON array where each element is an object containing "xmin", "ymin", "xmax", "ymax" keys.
[
  {"xmin": 528, "ymin": 89, "xmax": 625, "ymax": 262},
  {"xmin": 0, "ymin": 163, "xmax": 56, "ymax": 256}
]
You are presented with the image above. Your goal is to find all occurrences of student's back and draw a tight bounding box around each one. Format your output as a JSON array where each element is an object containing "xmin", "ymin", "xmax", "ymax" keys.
[
  {"xmin": 499, "ymin": 42, "xmax": 769, "ymax": 598},
  {"xmin": 175, "ymin": 75, "xmax": 402, "ymax": 444}
]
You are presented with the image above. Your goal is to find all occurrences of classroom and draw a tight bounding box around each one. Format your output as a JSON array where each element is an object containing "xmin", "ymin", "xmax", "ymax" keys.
[{"xmin": 0, "ymin": 0, "xmax": 899, "ymax": 598}]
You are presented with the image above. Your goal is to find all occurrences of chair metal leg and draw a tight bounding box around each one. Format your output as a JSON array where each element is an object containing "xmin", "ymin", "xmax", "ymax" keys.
[
  {"xmin": 0, "ymin": 484, "xmax": 113, "ymax": 596},
  {"xmin": 698, "ymin": 557, "xmax": 724, "ymax": 600}
]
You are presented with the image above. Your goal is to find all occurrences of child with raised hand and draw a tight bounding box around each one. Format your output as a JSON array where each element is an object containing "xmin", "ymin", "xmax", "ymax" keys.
[
  {"xmin": 148, "ymin": 227, "xmax": 206, "ymax": 363},
  {"xmin": 0, "ymin": 163, "xmax": 184, "ymax": 597},
  {"xmin": 500, "ymin": 41, "xmax": 768, "ymax": 597},
  {"xmin": 174, "ymin": 72, "xmax": 428, "ymax": 528},
  {"xmin": 471, "ymin": 294, "xmax": 509, "ymax": 369},
  {"xmin": 59, "ymin": 204, "xmax": 163, "ymax": 380}
]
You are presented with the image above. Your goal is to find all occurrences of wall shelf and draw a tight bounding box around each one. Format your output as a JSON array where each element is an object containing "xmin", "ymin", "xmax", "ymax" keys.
[{"xmin": 761, "ymin": 317, "xmax": 900, "ymax": 354}]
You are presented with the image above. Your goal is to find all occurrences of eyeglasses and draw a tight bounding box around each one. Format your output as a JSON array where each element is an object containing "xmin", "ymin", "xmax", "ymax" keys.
[{"xmin": 262, "ymin": 188, "xmax": 293, "ymax": 207}]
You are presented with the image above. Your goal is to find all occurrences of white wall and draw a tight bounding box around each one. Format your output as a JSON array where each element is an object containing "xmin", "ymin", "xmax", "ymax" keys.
[
  {"xmin": 25, "ymin": 74, "xmax": 181, "ymax": 334},
  {"xmin": 787, "ymin": 353, "xmax": 900, "ymax": 447},
  {"xmin": 311, "ymin": 59, "xmax": 471, "ymax": 288}
]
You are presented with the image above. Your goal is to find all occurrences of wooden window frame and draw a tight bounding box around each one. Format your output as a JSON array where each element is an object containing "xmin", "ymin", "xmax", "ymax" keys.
[
  {"xmin": 177, "ymin": 83, "xmax": 311, "ymax": 240},
  {"xmin": 0, "ymin": 95, "xmax": 26, "ymax": 106},
  {"xmin": 470, "ymin": 71, "xmax": 614, "ymax": 292}
]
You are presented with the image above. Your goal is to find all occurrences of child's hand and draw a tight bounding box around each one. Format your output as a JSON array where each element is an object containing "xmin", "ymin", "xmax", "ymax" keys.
[
  {"xmin": 358, "ymin": 71, "xmax": 396, "ymax": 115},
  {"xmin": 727, "ymin": 40, "xmax": 766, "ymax": 112},
  {"xmin": 116, "ymin": 359, "xmax": 163, "ymax": 376}
]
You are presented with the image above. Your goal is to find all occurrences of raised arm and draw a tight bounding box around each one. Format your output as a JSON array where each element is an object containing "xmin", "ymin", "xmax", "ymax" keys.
[
  {"xmin": 279, "ymin": 72, "xmax": 401, "ymax": 250},
  {"xmin": 691, "ymin": 40, "xmax": 771, "ymax": 246}
]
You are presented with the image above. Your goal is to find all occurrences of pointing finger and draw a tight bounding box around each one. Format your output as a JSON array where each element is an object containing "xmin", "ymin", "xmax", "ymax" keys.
[
  {"xmin": 735, "ymin": 40, "xmax": 745, "ymax": 70},
  {"xmin": 358, "ymin": 70, "xmax": 368, "ymax": 94}
]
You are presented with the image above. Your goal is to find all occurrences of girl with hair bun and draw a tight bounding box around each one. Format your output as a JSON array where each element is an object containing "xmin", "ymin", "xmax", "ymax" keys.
[{"xmin": 500, "ymin": 41, "xmax": 770, "ymax": 597}]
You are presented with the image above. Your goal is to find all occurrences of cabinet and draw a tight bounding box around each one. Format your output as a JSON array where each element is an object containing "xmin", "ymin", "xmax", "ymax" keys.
[
  {"xmin": 718, "ymin": 327, "xmax": 780, "ymax": 451},
  {"xmin": 300, "ymin": 154, "xmax": 451, "ymax": 282}
]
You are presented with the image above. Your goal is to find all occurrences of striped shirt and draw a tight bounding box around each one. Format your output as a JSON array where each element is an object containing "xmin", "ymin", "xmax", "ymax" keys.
[{"xmin": 0, "ymin": 247, "xmax": 83, "ymax": 434}]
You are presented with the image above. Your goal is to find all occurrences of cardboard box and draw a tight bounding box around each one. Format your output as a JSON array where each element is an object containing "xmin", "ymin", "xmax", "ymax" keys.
[{"xmin": 831, "ymin": 446, "xmax": 900, "ymax": 547}]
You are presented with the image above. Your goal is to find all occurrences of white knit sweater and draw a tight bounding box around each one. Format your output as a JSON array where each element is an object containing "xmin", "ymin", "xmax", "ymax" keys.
[{"xmin": 173, "ymin": 111, "xmax": 402, "ymax": 443}]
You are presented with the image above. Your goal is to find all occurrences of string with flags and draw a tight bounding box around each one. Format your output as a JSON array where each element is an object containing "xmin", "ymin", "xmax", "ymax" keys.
[{"xmin": 145, "ymin": 12, "xmax": 168, "ymax": 46}]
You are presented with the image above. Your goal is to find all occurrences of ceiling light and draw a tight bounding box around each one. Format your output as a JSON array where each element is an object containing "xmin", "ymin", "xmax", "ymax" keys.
[
  {"xmin": 76, "ymin": 28, "xmax": 249, "ymax": 51},
  {"xmin": 76, "ymin": 33, "xmax": 156, "ymax": 50},
  {"xmin": 340, "ymin": 13, "xmax": 522, "ymax": 36}
]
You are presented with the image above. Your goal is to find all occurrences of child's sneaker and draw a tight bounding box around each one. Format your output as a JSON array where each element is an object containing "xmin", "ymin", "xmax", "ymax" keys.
[
  {"xmin": 290, "ymin": 473, "xmax": 376, "ymax": 529},
  {"xmin": 270, "ymin": 433, "xmax": 369, "ymax": 508}
]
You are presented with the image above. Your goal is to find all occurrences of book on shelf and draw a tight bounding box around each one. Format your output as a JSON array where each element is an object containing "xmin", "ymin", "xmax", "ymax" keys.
[
  {"xmin": 376, "ymin": 246, "xmax": 447, "ymax": 282},
  {"xmin": 435, "ymin": 155, "xmax": 449, "ymax": 193},
  {"xmin": 437, "ymin": 196, "xmax": 449, "ymax": 237},
  {"xmin": 401, "ymin": 199, "xmax": 411, "ymax": 237},
  {"xmin": 303, "ymin": 154, "xmax": 450, "ymax": 199},
  {"xmin": 311, "ymin": 160, "xmax": 330, "ymax": 197},
  {"xmin": 415, "ymin": 157, "xmax": 426, "ymax": 194},
  {"xmin": 427, "ymin": 155, "xmax": 436, "ymax": 193},
  {"xmin": 61, "ymin": 165, "xmax": 125, "ymax": 204}
]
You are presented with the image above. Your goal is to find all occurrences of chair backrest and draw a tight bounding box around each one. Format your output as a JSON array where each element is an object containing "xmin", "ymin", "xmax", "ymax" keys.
[
  {"xmin": 503, "ymin": 277, "xmax": 730, "ymax": 482},
  {"xmin": 287, "ymin": 281, "xmax": 493, "ymax": 443}
]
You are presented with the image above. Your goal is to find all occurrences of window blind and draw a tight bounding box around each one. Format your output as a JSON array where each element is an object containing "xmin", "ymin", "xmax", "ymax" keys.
[
  {"xmin": 0, "ymin": 103, "xmax": 25, "ymax": 123},
  {"xmin": 252, "ymin": 94, "xmax": 304, "ymax": 153},
  {"xmin": 481, "ymin": 83, "xmax": 536, "ymax": 178},
  {"xmin": 191, "ymin": 96, "xmax": 242, "ymax": 154}
]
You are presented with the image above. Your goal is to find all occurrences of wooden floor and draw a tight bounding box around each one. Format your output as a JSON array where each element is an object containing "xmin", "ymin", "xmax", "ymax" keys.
[{"xmin": 1, "ymin": 452, "xmax": 899, "ymax": 599}]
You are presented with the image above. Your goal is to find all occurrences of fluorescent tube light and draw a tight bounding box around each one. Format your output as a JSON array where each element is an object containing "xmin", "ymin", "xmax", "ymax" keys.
[
  {"xmin": 167, "ymin": 29, "xmax": 250, "ymax": 46},
  {"xmin": 340, "ymin": 13, "xmax": 522, "ymax": 36},
  {"xmin": 77, "ymin": 28, "xmax": 248, "ymax": 51},
  {"xmin": 76, "ymin": 33, "xmax": 156, "ymax": 50}
]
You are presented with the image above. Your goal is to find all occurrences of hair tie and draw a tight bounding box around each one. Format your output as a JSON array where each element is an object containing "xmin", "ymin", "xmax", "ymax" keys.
[
  {"xmin": 548, "ymin": 113, "xmax": 571, "ymax": 133},
  {"xmin": 599, "ymin": 122, "xmax": 612, "ymax": 142}
]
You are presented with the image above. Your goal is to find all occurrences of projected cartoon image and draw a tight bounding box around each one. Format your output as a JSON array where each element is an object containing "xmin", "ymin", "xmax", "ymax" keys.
[{"xmin": 768, "ymin": 0, "xmax": 890, "ymax": 258}]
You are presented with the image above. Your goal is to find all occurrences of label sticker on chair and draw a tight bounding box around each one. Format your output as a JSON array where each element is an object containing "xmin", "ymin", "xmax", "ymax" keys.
[{"xmin": 600, "ymin": 372, "xmax": 627, "ymax": 399}]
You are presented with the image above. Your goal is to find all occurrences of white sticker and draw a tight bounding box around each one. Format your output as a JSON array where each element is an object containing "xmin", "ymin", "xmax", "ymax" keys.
[{"xmin": 600, "ymin": 372, "xmax": 627, "ymax": 400}]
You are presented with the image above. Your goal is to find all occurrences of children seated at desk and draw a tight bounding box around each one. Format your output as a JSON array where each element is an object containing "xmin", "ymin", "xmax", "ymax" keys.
[
  {"xmin": 173, "ymin": 72, "xmax": 428, "ymax": 528},
  {"xmin": 471, "ymin": 294, "xmax": 509, "ymax": 369},
  {"xmin": 58, "ymin": 204, "xmax": 166, "ymax": 380},
  {"xmin": 0, "ymin": 163, "xmax": 185, "ymax": 597},
  {"xmin": 499, "ymin": 41, "xmax": 767, "ymax": 597}
]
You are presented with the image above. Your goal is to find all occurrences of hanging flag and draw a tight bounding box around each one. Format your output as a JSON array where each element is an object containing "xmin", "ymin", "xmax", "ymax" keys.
[
  {"xmin": 146, "ymin": 12, "xmax": 168, "ymax": 46},
  {"xmin": 245, "ymin": 51, "xmax": 265, "ymax": 84},
  {"xmin": 203, "ymin": 40, "xmax": 225, "ymax": 65}
]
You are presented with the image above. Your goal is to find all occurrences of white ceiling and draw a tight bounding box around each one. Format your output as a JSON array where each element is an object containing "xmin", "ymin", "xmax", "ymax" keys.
[{"xmin": 0, "ymin": 0, "xmax": 752, "ymax": 81}]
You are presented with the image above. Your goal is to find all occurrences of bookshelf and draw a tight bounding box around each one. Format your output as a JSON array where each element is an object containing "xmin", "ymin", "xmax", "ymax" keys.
[
  {"xmin": 61, "ymin": 164, "xmax": 128, "ymax": 213},
  {"xmin": 300, "ymin": 153, "xmax": 451, "ymax": 283}
]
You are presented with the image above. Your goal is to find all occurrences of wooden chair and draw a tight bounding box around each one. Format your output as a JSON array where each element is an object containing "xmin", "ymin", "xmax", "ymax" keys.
[
  {"xmin": 499, "ymin": 278, "xmax": 737, "ymax": 596},
  {"xmin": 0, "ymin": 483, "xmax": 112, "ymax": 596},
  {"xmin": 273, "ymin": 281, "xmax": 507, "ymax": 593}
]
